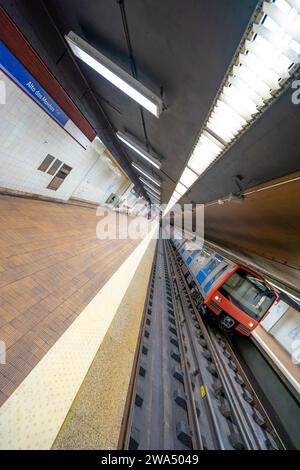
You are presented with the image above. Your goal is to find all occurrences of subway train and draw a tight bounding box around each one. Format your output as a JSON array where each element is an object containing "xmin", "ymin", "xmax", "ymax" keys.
[{"xmin": 170, "ymin": 232, "xmax": 279, "ymax": 336}]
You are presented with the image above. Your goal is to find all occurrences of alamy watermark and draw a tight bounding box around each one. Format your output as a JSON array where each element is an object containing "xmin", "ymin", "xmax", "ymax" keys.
[
  {"xmin": 96, "ymin": 203, "xmax": 204, "ymax": 241},
  {"xmin": 291, "ymin": 79, "xmax": 300, "ymax": 105}
]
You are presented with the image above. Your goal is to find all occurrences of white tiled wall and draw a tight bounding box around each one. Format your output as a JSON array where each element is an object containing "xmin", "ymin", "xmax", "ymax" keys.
[
  {"xmin": 118, "ymin": 183, "xmax": 139, "ymax": 213},
  {"xmin": 64, "ymin": 119, "xmax": 90, "ymax": 150},
  {"xmin": 73, "ymin": 153, "xmax": 129, "ymax": 204},
  {"xmin": 0, "ymin": 71, "xmax": 129, "ymax": 203}
]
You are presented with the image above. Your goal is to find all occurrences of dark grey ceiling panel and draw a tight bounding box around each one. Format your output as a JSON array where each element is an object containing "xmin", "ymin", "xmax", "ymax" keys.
[
  {"xmin": 4, "ymin": 0, "xmax": 296, "ymax": 206},
  {"xmin": 182, "ymin": 82, "xmax": 300, "ymax": 205}
]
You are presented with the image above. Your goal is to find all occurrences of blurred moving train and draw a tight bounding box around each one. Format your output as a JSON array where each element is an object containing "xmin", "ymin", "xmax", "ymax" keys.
[{"xmin": 170, "ymin": 232, "xmax": 279, "ymax": 336}]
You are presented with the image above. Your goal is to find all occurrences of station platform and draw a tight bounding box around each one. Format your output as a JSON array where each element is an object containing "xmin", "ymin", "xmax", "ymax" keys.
[
  {"xmin": 0, "ymin": 195, "xmax": 157, "ymax": 449},
  {"xmin": 0, "ymin": 196, "xmax": 299, "ymax": 450},
  {"xmin": 252, "ymin": 326, "xmax": 300, "ymax": 398},
  {"xmin": 0, "ymin": 195, "xmax": 143, "ymax": 407}
]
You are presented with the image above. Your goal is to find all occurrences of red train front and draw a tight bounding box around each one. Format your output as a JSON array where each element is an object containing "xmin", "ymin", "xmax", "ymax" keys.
[
  {"xmin": 171, "ymin": 236, "xmax": 279, "ymax": 336},
  {"xmin": 204, "ymin": 264, "xmax": 278, "ymax": 336}
]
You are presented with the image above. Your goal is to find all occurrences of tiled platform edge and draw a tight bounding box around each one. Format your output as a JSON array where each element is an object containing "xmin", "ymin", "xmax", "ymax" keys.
[{"xmin": 0, "ymin": 227, "xmax": 157, "ymax": 449}]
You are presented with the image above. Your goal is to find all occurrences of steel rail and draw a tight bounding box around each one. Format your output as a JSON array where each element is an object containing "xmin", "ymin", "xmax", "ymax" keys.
[
  {"xmin": 120, "ymin": 239, "xmax": 195, "ymax": 450},
  {"xmin": 163, "ymin": 242, "xmax": 204, "ymax": 450},
  {"xmin": 165, "ymin": 240, "xmax": 228, "ymax": 449},
  {"xmin": 119, "ymin": 237, "xmax": 284, "ymax": 450},
  {"xmin": 209, "ymin": 328, "xmax": 285, "ymax": 450},
  {"xmin": 167, "ymin": 239, "xmax": 284, "ymax": 450}
]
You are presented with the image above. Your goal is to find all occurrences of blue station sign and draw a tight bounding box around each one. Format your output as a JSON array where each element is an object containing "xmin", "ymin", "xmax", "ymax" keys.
[{"xmin": 0, "ymin": 41, "xmax": 69, "ymax": 127}]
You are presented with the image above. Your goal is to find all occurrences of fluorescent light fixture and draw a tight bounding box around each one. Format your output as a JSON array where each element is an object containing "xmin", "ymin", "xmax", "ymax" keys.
[
  {"xmin": 65, "ymin": 31, "xmax": 163, "ymax": 117},
  {"xmin": 179, "ymin": 167, "xmax": 198, "ymax": 188},
  {"xmin": 170, "ymin": 190, "xmax": 183, "ymax": 204},
  {"xmin": 173, "ymin": 191, "xmax": 181, "ymax": 200},
  {"xmin": 146, "ymin": 183, "xmax": 160, "ymax": 194},
  {"xmin": 117, "ymin": 131, "xmax": 161, "ymax": 169},
  {"xmin": 146, "ymin": 187, "xmax": 161, "ymax": 199},
  {"xmin": 139, "ymin": 177, "xmax": 161, "ymax": 194},
  {"xmin": 175, "ymin": 182, "xmax": 187, "ymax": 196},
  {"xmin": 149, "ymin": 196, "xmax": 161, "ymax": 204},
  {"xmin": 203, "ymin": 0, "xmax": 300, "ymax": 149},
  {"xmin": 183, "ymin": 1, "xmax": 300, "ymax": 175},
  {"xmin": 187, "ymin": 131, "xmax": 225, "ymax": 175},
  {"xmin": 144, "ymin": 185, "xmax": 161, "ymax": 197},
  {"xmin": 132, "ymin": 162, "xmax": 161, "ymax": 186},
  {"xmin": 165, "ymin": 0, "xmax": 300, "ymax": 211},
  {"xmin": 149, "ymin": 191, "xmax": 160, "ymax": 198}
]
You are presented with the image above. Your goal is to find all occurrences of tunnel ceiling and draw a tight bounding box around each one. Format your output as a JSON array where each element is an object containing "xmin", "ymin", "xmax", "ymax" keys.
[{"xmin": 1, "ymin": 0, "xmax": 300, "ymax": 203}]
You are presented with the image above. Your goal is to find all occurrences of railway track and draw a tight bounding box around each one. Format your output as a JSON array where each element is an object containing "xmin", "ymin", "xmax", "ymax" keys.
[{"xmin": 119, "ymin": 238, "xmax": 285, "ymax": 450}]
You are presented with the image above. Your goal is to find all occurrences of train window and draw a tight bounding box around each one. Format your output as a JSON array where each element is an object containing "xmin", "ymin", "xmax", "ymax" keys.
[
  {"xmin": 197, "ymin": 255, "xmax": 223, "ymax": 285},
  {"xmin": 219, "ymin": 269, "xmax": 276, "ymax": 321},
  {"xmin": 197, "ymin": 250, "xmax": 210, "ymax": 264},
  {"xmin": 190, "ymin": 250, "xmax": 211, "ymax": 278},
  {"xmin": 185, "ymin": 249, "xmax": 200, "ymax": 262},
  {"xmin": 203, "ymin": 265, "xmax": 229, "ymax": 294}
]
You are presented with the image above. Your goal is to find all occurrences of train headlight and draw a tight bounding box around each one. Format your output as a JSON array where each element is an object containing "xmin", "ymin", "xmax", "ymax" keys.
[
  {"xmin": 214, "ymin": 295, "xmax": 221, "ymax": 302},
  {"xmin": 248, "ymin": 322, "xmax": 254, "ymax": 328}
]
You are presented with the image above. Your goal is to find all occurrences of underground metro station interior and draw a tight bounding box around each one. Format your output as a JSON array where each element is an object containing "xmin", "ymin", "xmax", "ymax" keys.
[{"xmin": 0, "ymin": 0, "xmax": 299, "ymax": 456}]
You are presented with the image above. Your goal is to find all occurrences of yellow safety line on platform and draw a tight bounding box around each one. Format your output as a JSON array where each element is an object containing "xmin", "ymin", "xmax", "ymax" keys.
[
  {"xmin": 0, "ymin": 226, "xmax": 158, "ymax": 449},
  {"xmin": 53, "ymin": 235, "xmax": 157, "ymax": 449}
]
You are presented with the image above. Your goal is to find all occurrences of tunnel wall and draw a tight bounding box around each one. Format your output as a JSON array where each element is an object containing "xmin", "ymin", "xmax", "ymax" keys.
[{"xmin": 203, "ymin": 173, "xmax": 300, "ymax": 293}]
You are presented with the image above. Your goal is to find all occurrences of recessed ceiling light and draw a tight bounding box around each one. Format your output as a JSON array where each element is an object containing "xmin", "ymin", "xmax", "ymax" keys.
[
  {"xmin": 175, "ymin": 182, "xmax": 187, "ymax": 196},
  {"xmin": 165, "ymin": 0, "xmax": 300, "ymax": 210},
  {"xmin": 179, "ymin": 167, "xmax": 198, "ymax": 188}
]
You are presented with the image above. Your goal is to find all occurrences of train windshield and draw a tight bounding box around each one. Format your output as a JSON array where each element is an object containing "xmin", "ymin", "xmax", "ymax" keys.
[{"xmin": 219, "ymin": 268, "xmax": 276, "ymax": 321}]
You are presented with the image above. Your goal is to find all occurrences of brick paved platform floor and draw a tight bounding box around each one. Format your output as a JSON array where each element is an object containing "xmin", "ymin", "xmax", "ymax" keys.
[{"xmin": 0, "ymin": 195, "xmax": 140, "ymax": 406}]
